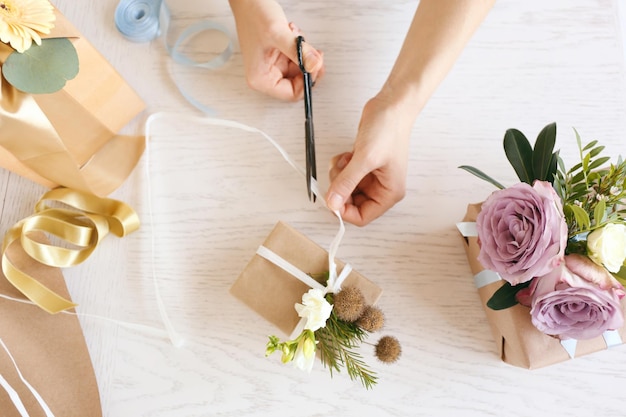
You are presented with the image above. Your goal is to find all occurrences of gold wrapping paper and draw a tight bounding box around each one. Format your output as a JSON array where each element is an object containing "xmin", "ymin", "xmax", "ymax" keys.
[
  {"xmin": 231, "ymin": 222, "xmax": 383, "ymax": 336},
  {"xmin": 461, "ymin": 203, "xmax": 626, "ymax": 369},
  {"xmin": 0, "ymin": 8, "xmax": 145, "ymax": 196},
  {"xmin": 0, "ymin": 232, "xmax": 101, "ymax": 417}
]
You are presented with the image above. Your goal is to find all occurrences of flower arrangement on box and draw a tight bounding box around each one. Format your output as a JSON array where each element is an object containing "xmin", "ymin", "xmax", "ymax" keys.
[
  {"xmin": 265, "ymin": 275, "xmax": 401, "ymax": 389},
  {"xmin": 1, "ymin": 0, "xmax": 78, "ymax": 93},
  {"xmin": 460, "ymin": 122, "xmax": 626, "ymax": 341}
]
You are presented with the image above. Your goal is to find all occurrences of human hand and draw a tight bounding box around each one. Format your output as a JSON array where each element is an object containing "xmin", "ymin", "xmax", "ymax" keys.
[
  {"xmin": 325, "ymin": 95, "xmax": 413, "ymax": 226},
  {"xmin": 229, "ymin": 0, "xmax": 324, "ymax": 101}
]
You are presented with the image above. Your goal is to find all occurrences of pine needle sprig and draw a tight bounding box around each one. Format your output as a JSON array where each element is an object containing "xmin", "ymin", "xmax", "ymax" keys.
[{"xmin": 315, "ymin": 308, "xmax": 378, "ymax": 389}]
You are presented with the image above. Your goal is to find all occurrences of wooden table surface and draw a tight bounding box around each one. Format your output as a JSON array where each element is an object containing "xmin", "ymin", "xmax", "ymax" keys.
[{"xmin": 2, "ymin": 0, "xmax": 626, "ymax": 416}]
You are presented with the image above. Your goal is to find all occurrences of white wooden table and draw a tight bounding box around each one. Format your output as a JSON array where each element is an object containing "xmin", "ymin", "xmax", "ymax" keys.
[{"xmin": 2, "ymin": 0, "xmax": 626, "ymax": 415}]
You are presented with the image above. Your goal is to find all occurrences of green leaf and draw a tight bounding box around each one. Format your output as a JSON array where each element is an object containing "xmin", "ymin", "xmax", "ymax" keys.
[
  {"xmin": 588, "ymin": 146, "xmax": 605, "ymax": 158},
  {"xmin": 593, "ymin": 199, "xmax": 606, "ymax": 225},
  {"xmin": 565, "ymin": 204, "xmax": 591, "ymax": 231},
  {"xmin": 533, "ymin": 122, "xmax": 557, "ymax": 181},
  {"xmin": 457, "ymin": 165, "xmax": 506, "ymax": 189},
  {"xmin": 504, "ymin": 128, "xmax": 534, "ymax": 184},
  {"xmin": 2, "ymin": 38, "xmax": 79, "ymax": 94},
  {"xmin": 588, "ymin": 156, "xmax": 611, "ymax": 170},
  {"xmin": 582, "ymin": 140, "xmax": 598, "ymax": 151},
  {"xmin": 486, "ymin": 281, "xmax": 531, "ymax": 310}
]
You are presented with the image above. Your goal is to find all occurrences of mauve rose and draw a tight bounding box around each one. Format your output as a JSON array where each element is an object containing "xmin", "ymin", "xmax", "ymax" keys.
[
  {"xmin": 476, "ymin": 181, "xmax": 568, "ymax": 285},
  {"xmin": 530, "ymin": 254, "xmax": 625, "ymax": 340}
]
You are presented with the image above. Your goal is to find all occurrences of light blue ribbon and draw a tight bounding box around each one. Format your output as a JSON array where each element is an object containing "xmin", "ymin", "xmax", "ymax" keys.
[{"xmin": 114, "ymin": 0, "xmax": 234, "ymax": 114}]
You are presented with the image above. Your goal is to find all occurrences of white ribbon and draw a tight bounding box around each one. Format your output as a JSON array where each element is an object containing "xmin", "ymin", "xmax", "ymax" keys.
[{"xmin": 0, "ymin": 337, "xmax": 55, "ymax": 417}]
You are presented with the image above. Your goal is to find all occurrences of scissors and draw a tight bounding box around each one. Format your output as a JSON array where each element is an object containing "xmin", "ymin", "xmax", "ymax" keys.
[{"xmin": 296, "ymin": 36, "xmax": 317, "ymax": 202}]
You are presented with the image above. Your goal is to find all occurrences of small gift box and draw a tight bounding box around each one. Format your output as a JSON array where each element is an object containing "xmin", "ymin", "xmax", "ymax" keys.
[
  {"xmin": 231, "ymin": 221, "xmax": 383, "ymax": 337},
  {"xmin": 0, "ymin": 6, "xmax": 145, "ymax": 196},
  {"xmin": 459, "ymin": 203, "xmax": 626, "ymax": 369}
]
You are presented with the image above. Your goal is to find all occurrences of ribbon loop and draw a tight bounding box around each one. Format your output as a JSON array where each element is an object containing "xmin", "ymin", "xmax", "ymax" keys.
[{"xmin": 1, "ymin": 188, "xmax": 140, "ymax": 313}]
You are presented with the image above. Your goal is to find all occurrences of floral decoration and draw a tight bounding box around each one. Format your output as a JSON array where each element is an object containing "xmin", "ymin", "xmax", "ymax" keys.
[
  {"xmin": 461, "ymin": 122, "xmax": 626, "ymax": 340},
  {"xmin": 0, "ymin": 0, "xmax": 55, "ymax": 52},
  {"xmin": 265, "ymin": 274, "xmax": 401, "ymax": 389},
  {"xmin": 1, "ymin": 0, "xmax": 78, "ymax": 94}
]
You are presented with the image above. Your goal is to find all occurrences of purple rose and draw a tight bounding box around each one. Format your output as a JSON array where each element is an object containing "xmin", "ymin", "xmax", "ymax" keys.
[
  {"xmin": 530, "ymin": 254, "xmax": 625, "ymax": 340},
  {"xmin": 476, "ymin": 181, "xmax": 567, "ymax": 285}
]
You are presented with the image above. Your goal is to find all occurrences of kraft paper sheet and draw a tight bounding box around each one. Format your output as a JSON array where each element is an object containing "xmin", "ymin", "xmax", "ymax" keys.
[
  {"xmin": 0, "ymin": 232, "xmax": 101, "ymax": 416},
  {"xmin": 231, "ymin": 221, "xmax": 383, "ymax": 336},
  {"xmin": 461, "ymin": 203, "xmax": 626, "ymax": 369}
]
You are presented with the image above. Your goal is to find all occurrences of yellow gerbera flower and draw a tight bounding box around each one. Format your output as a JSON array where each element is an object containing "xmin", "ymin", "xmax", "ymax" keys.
[{"xmin": 0, "ymin": 0, "xmax": 55, "ymax": 53}]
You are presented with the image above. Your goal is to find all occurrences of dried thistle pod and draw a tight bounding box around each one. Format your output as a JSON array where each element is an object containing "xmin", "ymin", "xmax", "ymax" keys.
[
  {"xmin": 375, "ymin": 336, "xmax": 401, "ymax": 364},
  {"xmin": 356, "ymin": 306, "xmax": 385, "ymax": 332},
  {"xmin": 332, "ymin": 286, "xmax": 366, "ymax": 322}
]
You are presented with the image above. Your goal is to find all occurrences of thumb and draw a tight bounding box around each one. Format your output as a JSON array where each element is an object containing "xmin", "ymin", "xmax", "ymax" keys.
[
  {"xmin": 276, "ymin": 24, "xmax": 323, "ymax": 73},
  {"xmin": 325, "ymin": 155, "xmax": 369, "ymax": 211}
]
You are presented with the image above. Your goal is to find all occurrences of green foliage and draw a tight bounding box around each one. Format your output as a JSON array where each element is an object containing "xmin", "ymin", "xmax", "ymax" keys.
[
  {"xmin": 553, "ymin": 128, "xmax": 626, "ymax": 238},
  {"xmin": 315, "ymin": 301, "xmax": 378, "ymax": 389},
  {"xmin": 2, "ymin": 38, "xmax": 79, "ymax": 94},
  {"xmin": 457, "ymin": 165, "xmax": 505, "ymax": 189},
  {"xmin": 486, "ymin": 280, "xmax": 531, "ymax": 310},
  {"xmin": 460, "ymin": 123, "xmax": 559, "ymax": 189}
]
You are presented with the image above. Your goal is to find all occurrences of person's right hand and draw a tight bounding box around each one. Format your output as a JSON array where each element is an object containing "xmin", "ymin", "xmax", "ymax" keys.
[
  {"xmin": 229, "ymin": 0, "xmax": 324, "ymax": 101},
  {"xmin": 325, "ymin": 94, "xmax": 414, "ymax": 226}
]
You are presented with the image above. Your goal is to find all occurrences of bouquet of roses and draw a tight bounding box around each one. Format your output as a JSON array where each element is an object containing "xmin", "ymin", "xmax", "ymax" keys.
[{"xmin": 460, "ymin": 122, "xmax": 626, "ymax": 341}]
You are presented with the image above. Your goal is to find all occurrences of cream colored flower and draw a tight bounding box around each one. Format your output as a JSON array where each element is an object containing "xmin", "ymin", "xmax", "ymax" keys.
[
  {"xmin": 0, "ymin": 0, "xmax": 55, "ymax": 53},
  {"xmin": 587, "ymin": 223, "xmax": 626, "ymax": 273},
  {"xmin": 294, "ymin": 288, "xmax": 333, "ymax": 331},
  {"xmin": 292, "ymin": 331, "xmax": 316, "ymax": 372}
]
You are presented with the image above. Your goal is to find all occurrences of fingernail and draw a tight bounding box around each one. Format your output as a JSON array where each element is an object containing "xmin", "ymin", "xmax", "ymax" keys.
[
  {"xmin": 305, "ymin": 51, "xmax": 320, "ymax": 72},
  {"xmin": 327, "ymin": 192, "xmax": 343, "ymax": 211}
]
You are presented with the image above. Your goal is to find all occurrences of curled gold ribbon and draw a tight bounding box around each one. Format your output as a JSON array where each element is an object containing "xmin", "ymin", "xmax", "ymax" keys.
[{"xmin": 1, "ymin": 188, "xmax": 140, "ymax": 313}]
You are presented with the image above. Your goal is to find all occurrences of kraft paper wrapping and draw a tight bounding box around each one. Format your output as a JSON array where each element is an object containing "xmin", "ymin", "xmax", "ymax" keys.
[
  {"xmin": 0, "ymin": 232, "xmax": 101, "ymax": 416},
  {"xmin": 231, "ymin": 222, "xmax": 383, "ymax": 336},
  {"xmin": 0, "ymin": 8, "xmax": 146, "ymax": 196},
  {"xmin": 461, "ymin": 203, "xmax": 626, "ymax": 369}
]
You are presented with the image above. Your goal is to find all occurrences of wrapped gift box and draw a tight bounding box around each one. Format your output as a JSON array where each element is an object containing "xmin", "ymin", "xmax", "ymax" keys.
[
  {"xmin": 0, "ymin": 7, "xmax": 145, "ymax": 196},
  {"xmin": 459, "ymin": 203, "xmax": 626, "ymax": 369},
  {"xmin": 231, "ymin": 221, "xmax": 383, "ymax": 337}
]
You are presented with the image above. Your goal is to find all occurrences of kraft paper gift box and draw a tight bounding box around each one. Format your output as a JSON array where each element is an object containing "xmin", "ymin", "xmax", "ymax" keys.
[
  {"xmin": 0, "ymin": 232, "xmax": 101, "ymax": 417},
  {"xmin": 459, "ymin": 203, "xmax": 626, "ymax": 369},
  {"xmin": 0, "ymin": 7, "xmax": 145, "ymax": 196},
  {"xmin": 231, "ymin": 221, "xmax": 383, "ymax": 337}
]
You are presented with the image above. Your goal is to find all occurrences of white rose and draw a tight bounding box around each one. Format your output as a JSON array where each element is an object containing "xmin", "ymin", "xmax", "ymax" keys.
[
  {"xmin": 587, "ymin": 223, "xmax": 626, "ymax": 273},
  {"xmin": 294, "ymin": 288, "xmax": 333, "ymax": 331}
]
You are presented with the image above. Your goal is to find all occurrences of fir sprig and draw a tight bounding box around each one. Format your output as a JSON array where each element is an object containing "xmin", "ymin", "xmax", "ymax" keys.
[{"xmin": 315, "ymin": 301, "xmax": 378, "ymax": 389}]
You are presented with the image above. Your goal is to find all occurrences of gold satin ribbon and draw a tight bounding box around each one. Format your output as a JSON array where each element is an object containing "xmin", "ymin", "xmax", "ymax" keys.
[{"xmin": 1, "ymin": 188, "xmax": 140, "ymax": 314}]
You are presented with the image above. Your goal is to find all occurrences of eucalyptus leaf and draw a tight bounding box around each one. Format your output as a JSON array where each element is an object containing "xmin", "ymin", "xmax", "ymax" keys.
[
  {"xmin": 486, "ymin": 281, "xmax": 531, "ymax": 310},
  {"xmin": 503, "ymin": 128, "xmax": 534, "ymax": 184},
  {"xmin": 457, "ymin": 165, "xmax": 506, "ymax": 189},
  {"xmin": 533, "ymin": 122, "xmax": 557, "ymax": 181},
  {"xmin": 2, "ymin": 38, "xmax": 79, "ymax": 94}
]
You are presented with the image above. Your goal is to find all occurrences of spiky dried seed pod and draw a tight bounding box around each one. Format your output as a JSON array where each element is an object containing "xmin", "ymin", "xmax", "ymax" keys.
[
  {"xmin": 332, "ymin": 286, "xmax": 366, "ymax": 322},
  {"xmin": 356, "ymin": 306, "xmax": 385, "ymax": 332},
  {"xmin": 375, "ymin": 336, "xmax": 401, "ymax": 363}
]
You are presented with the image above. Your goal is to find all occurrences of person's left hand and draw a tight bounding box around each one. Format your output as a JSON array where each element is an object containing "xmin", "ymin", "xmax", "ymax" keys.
[{"xmin": 229, "ymin": 0, "xmax": 325, "ymax": 101}]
